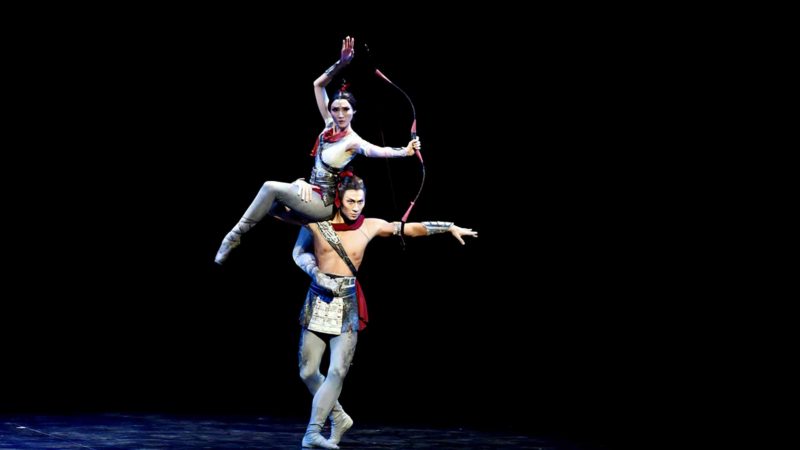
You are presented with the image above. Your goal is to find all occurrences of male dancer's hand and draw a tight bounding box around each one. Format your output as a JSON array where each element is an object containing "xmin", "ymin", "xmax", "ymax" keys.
[{"xmin": 449, "ymin": 224, "xmax": 478, "ymax": 245}]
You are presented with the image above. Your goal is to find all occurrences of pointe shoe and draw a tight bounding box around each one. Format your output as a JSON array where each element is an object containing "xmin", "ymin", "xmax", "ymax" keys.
[
  {"xmin": 214, "ymin": 233, "xmax": 241, "ymax": 265},
  {"xmin": 329, "ymin": 412, "xmax": 353, "ymax": 445},
  {"xmin": 302, "ymin": 430, "xmax": 339, "ymax": 449}
]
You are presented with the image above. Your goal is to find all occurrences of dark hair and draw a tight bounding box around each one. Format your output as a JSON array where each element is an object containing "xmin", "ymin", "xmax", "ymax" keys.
[
  {"xmin": 329, "ymin": 88, "xmax": 357, "ymax": 111},
  {"xmin": 338, "ymin": 174, "xmax": 366, "ymax": 199}
]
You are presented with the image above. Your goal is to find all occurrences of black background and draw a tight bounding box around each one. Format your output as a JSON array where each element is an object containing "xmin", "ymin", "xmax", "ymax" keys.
[{"xmin": 3, "ymin": 10, "xmax": 678, "ymax": 448}]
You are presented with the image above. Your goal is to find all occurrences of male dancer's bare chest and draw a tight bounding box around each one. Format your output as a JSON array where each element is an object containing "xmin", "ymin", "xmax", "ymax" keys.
[
  {"xmin": 311, "ymin": 227, "xmax": 368, "ymax": 272},
  {"xmin": 336, "ymin": 229, "xmax": 369, "ymax": 261}
]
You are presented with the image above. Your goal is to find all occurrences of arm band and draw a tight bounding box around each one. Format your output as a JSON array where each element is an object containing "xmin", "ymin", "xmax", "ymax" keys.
[
  {"xmin": 422, "ymin": 221, "xmax": 453, "ymax": 235},
  {"xmin": 324, "ymin": 60, "xmax": 344, "ymax": 77}
]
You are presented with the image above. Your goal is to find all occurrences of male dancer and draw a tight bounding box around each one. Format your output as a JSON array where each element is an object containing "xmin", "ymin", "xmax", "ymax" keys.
[{"xmin": 292, "ymin": 175, "xmax": 477, "ymax": 448}]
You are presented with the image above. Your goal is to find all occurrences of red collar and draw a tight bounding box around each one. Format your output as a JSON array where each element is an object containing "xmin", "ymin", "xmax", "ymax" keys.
[
  {"xmin": 322, "ymin": 127, "xmax": 350, "ymax": 143},
  {"xmin": 331, "ymin": 215, "xmax": 364, "ymax": 231},
  {"xmin": 310, "ymin": 127, "xmax": 350, "ymax": 157}
]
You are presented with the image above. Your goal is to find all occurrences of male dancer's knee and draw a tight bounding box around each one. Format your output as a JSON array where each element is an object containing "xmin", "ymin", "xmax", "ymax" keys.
[
  {"xmin": 327, "ymin": 362, "xmax": 351, "ymax": 380},
  {"xmin": 299, "ymin": 364, "xmax": 323, "ymax": 385}
]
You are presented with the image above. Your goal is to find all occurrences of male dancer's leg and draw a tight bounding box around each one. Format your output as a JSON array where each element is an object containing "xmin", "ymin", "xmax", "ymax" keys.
[
  {"xmin": 302, "ymin": 331, "xmax": 357, "ymax": 448},
  {"xmin": 298, "ymin": 330, "xmax": 347, "ymax": 421}
]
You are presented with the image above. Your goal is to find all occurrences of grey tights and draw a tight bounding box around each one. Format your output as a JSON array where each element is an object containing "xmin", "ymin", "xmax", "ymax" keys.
[
  {"xmin": 228, "ymin": 181, "xmax": 333, "ymax": 238},
  {"xmin": 298, "ymin": 330, "xmax": 358, "ymax": 428}
]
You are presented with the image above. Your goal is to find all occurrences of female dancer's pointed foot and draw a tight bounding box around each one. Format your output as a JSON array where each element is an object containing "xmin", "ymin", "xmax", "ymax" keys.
[
  {"xmin": 214, "ymin": 233, "xmax": 240, "ymax": 265},
  {"xmin": 329, "ymin": 412, "xmax": 353, "ymax": 445},
  {"xmin": 302, "ymin": 431, "xmax": 339, "ymax": 449}
]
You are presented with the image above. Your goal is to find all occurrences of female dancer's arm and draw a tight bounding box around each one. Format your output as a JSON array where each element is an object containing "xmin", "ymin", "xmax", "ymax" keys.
[
  {"xmin": 355, "ymin": 137, "xmax": 421, "ymax": 158},
  {"xmin": 314, "ymin": 36, "xmax": 355, "ymax": 123}
]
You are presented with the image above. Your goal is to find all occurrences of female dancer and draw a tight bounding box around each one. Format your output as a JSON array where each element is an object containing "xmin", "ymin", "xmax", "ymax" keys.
[{"xmin": 215, "ymin": 36, "xmax": 420, "ymax": 264}]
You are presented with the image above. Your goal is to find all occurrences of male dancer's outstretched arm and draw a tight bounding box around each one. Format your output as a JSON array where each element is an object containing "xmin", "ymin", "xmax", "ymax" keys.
[{"xmin": 367, "ymin": 219, "xmax": 477, "ymax": 244}]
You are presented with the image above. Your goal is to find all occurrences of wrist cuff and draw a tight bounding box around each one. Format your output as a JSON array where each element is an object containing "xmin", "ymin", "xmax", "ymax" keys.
[
  {"xmin": 324, "ymin": 60, "xmax": 342, "ymax": 76},
  {"xmin": 422, "ymin": 221, "xmax": 453, "ymax": 235}
]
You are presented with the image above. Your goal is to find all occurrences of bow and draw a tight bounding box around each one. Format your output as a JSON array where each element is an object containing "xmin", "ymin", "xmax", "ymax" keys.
[{"xmin": 374, "ymin": 68, "xmax": 426, "ymax": 247}]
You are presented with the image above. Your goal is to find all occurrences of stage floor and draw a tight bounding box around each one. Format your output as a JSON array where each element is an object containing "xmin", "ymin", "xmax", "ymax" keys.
[{"xmin": 2, "ymin": 413, "xmax": 604, "ymax": 449}]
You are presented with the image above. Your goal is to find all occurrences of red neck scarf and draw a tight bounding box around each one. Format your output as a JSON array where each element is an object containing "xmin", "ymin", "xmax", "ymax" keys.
[
  {"xmin": 310, "ymin": 127, "xmax": 350, "ymax": 157},
  {"xmin": 331, "ymin": 214, "xmax": 364, "ymax": 231}
]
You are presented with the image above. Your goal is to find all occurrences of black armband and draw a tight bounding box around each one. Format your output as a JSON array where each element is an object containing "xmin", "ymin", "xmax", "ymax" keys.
[{"xmin": 324, "ymin": 60, "xmax": 344, "ymax": 77}]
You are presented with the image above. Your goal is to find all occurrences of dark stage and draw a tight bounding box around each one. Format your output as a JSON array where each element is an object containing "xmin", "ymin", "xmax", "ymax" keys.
[
  {"xmin": 2, "ymin": 414, "xmax": 604, "ymax": 449},
  {"xmin": 3, "ymin": 14, "xmax": 671, "ymax": 450}
]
